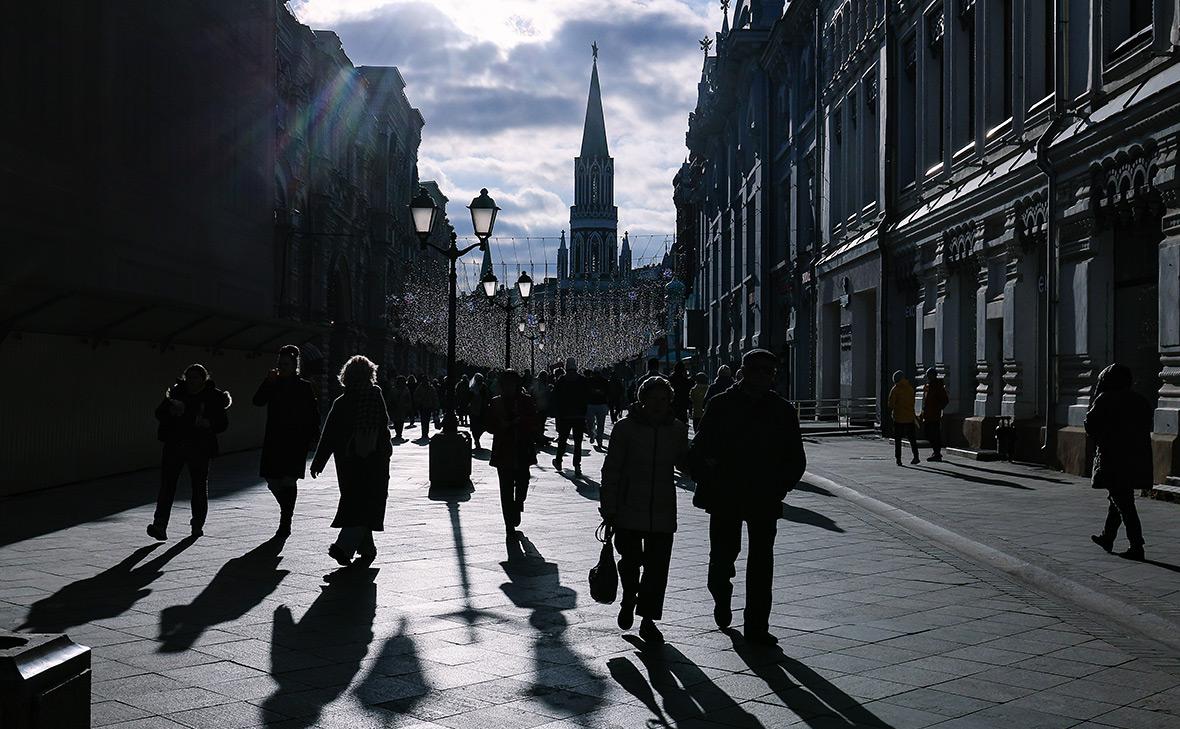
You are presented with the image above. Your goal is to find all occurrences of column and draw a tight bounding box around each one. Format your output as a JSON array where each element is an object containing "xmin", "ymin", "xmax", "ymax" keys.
[
  {"xmin": 973, "ymin": 255, "xmax": 996, "ymax": 416},
  {"xmin": 1001, "ymin": 213, "xmax": 1039, "ymax": 421},
  {"xmin": 1154, "ymin": 189, "xmax": 1180, "ymax": 481}
]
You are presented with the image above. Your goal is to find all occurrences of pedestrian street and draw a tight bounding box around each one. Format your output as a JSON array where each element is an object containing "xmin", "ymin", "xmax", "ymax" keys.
[{"xmin": 4, "ymin": 426, "xmax": 1180, "ymax": 728}]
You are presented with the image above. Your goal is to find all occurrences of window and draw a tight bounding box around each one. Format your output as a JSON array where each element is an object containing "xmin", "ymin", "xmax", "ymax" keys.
[
  {"xmin": 955, "ymin": 1, "xmax": 977, "ymax": 149},
  {"xmin": 1106, "ymin": 0, "xmax": 1152, "ymax": 58},
  {"xmin": 900, "ymin": 36, "xmax": 917, "ymax": 186},
  {"xmin": 985, "ymin": 0, "xmax": 1014, "ymax": 129},
  {"xmin": 1043, "ymin": 0, "xmax": 1054, "ymax": 99},
  {"xmin": 925, "ymin": 8, "xmax": 945, "ymax": 170}
]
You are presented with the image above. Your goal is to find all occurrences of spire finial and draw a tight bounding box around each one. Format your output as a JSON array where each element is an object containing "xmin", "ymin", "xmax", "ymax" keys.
[
  {"xmin": 699, "ymin": 36, "xmax": 713, "ymax": 55},
  {"xmin": 591, "ymin": 41, "xmax": 599, "ymax": 61}
]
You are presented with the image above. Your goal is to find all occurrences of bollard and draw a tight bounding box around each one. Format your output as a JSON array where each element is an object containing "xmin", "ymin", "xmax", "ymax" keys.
[{"xmin": 0, "ymin": 631, "xmax": 90, "ymax": 729}]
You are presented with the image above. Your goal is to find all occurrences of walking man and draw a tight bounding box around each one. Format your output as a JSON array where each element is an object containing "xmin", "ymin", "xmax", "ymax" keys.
[
  {"xmin": 149, "ymin": 364, "xmax": 232, "ymax": 540},
  {"xmin": 1087, "ymin": 363, "xmax": 1150, "ymax": 561},
  {"xmin": 920, "ymin": 368, "xmax": 949, "ymax": 462},
  {"xmin": 552, "ymin": 358, "xmax": 589, "ymax": 475},
  {"xmin": 487, "ymin": 370, "xmax": 541, "ymax": 534},
  {"xmin": 887, "ymin": 370, "xmax": 920, "ymax": 466},
  {"xmin": 691, "ymin": 349, "xmax": 806, "ymax": 645}
]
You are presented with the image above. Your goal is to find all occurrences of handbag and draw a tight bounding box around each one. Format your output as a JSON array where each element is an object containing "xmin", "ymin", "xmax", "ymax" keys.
[{"xmin": 588, "ymin": 521, "xmax": 618, "ymax": 604}]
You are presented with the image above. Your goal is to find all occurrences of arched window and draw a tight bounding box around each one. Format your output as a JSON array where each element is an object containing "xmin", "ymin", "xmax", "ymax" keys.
[{"xmin": 591, "ymin": 166, "xmax": 600, "ymax": 204}]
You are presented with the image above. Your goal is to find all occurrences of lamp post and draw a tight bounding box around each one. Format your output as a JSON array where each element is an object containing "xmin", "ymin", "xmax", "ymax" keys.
[
  {"xmin": 481, "ymin": 270, "xmax": 532, "ymax": 369},
  {"xmin": 410, "ymin": 186, "xmax": 499, "ymax": 486},
  {"xmin": 519, "ymin": 313, "xmax": 546, "ymax": 374}
]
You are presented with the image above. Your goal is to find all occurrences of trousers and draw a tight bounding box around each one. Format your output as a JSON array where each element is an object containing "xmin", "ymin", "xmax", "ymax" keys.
[
  {"xmin": 555, "ymin": 417, "xmax": 585, "ymax": 465},
  {"xmin": 615, "ymin": 529, "xmax": 674, "ymax": 621},
  {"xmin": 923, "ymin": 418, "xmax": 943, "ymax": 456},
  {"xmin": 707, "ymin": 514, "xmax": 778, "ymax": 633},
  {"xmin": 894, "ymin": 422, "xmax": 919, "ymax": 462},
  {"xmin": 586, "ymin": 405, "xmax": 609, "ymax": 444},
  {"xmin": 1103, "ymin": 489, "xmax": 1145, "ymax": 547},
  {"xmin": 496, "ymin": 467, "xmax": 530, "ymax": 529},
  {"xmin": 155, "ymin": 442, "xmax": 210, "ymax": 530}
]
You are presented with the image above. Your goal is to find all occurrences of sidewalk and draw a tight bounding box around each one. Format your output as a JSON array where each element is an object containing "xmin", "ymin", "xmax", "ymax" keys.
[{"xmin": 1, "ymin": 423, "xmax": 1179, "ymax": 728}]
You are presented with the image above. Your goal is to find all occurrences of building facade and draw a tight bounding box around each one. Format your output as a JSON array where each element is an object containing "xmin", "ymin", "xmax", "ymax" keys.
[
  {"xmin": 1, "ymin": 0, "xmax": 433, "ymax": 493},
  {"xmin": 675, "ymin": 0, "xmax": 1180, "ymax": 482}
]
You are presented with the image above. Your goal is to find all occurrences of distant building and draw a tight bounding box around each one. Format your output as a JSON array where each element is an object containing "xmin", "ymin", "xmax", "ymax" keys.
[
  {"xmin": 0, "ymin": 1, "xmax": 432, "ymax": 493},
  {"xmin": 675, "ymin": 0, "xmax": 1180, "ymax": 482}
]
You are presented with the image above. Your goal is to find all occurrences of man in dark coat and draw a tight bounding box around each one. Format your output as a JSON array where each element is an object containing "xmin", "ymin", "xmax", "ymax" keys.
[
  {"xmin": 919, "ymin": 368, "xmax": 949, "ymax": 462},
  {"xmin": 487, "ymin": 370, "xmax": 542, "ymax": 534},
  {"xmin": 703, "ymin": 365, "xmax": 734, "ymax": 406},
  {"xmin": 253, "ymin": 345, "xmax": 321, "ymax": 538},
  {"xmin": 1086, "ymin": 363, "xmax": 1151, "ymax": 561},
  {"xmin": 150, "ymin": 363, "xmax": 232, "ymax": 540},
  {"xmin": 551, "ymin": 358, "xmax": 589, "ymax": 475},
  {"xmin": 690, "ymin": 349, "xmax": 806, "ymax": 645}
]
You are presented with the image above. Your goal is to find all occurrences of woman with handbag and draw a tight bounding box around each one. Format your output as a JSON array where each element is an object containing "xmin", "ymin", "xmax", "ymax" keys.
[
  {"xmin": 487, "ymin": 370, "xmax": 541, "ymax": 534},
  {"xmin": 599, "ymin": 375, "xmax": 689, "ymax": 645},
  {"xmin": 310, "ymin": 355, "xmax": 392, "ymax": 567}
]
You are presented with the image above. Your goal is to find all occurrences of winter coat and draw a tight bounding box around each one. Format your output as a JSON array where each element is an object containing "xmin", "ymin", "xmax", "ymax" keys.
[
  {"xmin": 155, "ymin": 380, "xmax": 232, "ymax": 457},
  {"xmin": 586, "ymin": 374, "xmax": 610, "ymax": 406},
  {"xmin": 412, "ymin": 383, "xmax": 439, "ymax": 412},
  {"xmin": 552, "ymin": 373, "xmax": 589, "ymax": 420},
  {"xmin": 920, "ymin": 380, "xmax": 949, "ymax": 421},
  {"xmin": 690, "ymin": 384, "xmax": 709, "ymax": 422},
  {"xmin": 671, "ymin": 372, "xmax": 693, "ymax": 415},
  {"xmin": 310, "ymin": 386, "xmax": 391, "ymax": 530},
  {"xmin": 386, "ymin": 385, "xmax": 413, "ymax": 421},
  {"xmin": 1085, "ymin": 367, "xmax": 1154, "ymax": 491},
  {"xmin": 689, "ymin": 383, "xmax": 806, "ymax": 520},
  {"xmin": 252, "ymin": 375, "xmax": 320, "ymax": 478},
  {"xmin": 487, "ymin": 391, "xmax": 542, "ymax": 470},
  {"xmin": 608, "ymin": 378, "xmax": 625, "ymax": 407},
  {"xmin": 887, "ymin": 379, "xmax": 917, "ymax": 424},
  {"xmin": 703, "ymin": 375, "xmax": 733, "ymax": 405},
  {"xmin": 601, "ymin": 410, "xmax": 689, "ymax": 533}
]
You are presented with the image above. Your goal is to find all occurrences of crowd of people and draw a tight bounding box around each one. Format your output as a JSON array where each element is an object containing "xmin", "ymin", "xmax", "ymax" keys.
[{"xmin": 145, "ymin": 345, "xmax": 1152, "ymax": 650}]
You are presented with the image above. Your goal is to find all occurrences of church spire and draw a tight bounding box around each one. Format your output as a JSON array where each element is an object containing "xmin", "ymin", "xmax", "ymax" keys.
[{"xmin": 579, "ymin": 44, "xmax": 609, "ymax": 159}]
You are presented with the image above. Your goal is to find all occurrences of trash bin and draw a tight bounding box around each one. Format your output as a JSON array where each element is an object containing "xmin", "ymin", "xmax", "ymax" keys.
[{"xmin": 0, "ymin": 631, "xmax": 90, "ymax": 729}]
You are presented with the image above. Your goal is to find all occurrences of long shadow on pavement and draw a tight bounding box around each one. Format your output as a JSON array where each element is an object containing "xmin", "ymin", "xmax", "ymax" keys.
[
  {"xmin": 263, "ymin": 566, "xmax": 379, "ymax": 727},
  {"xmin": 781, "ymin": 504, "xmax": 845, "ymax": 533},
  {"xmin": 727, "ymin": 631, "xmax": 896, "ymax": 728},
  {"xmin": 609, "ymin": 639, "xmax": 764, "ymax": 727},
  {"xmin": 157, "ymin": 536, "xmax": 288, "ymax": 652},
  {"xmin": 950, "ymin": 461, "xmax": 1069, "ymax": 484},
  {"xmin": 19, "ymin": 537, "xmax": 197, "ymax": 633},
  {"xmin": 361, "ymin": 616, "xmax": 431, "ymax": 724},
  {"xmin": 913, "ymin": 465, "xmax": 1033, "ymax": 490},
  {"xmin": 500, "ymin": 533, "xmax": 605, "ymax": 724}
]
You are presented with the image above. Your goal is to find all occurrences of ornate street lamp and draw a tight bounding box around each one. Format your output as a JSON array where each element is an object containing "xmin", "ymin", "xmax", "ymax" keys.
[
  {"xmin": 483, "ymin": 270, "xmax": 533, "ymax": 369},
  {"xmin": 520, "ymin": 312, "xmax": 545, "ymax": 374},
  {"xmin": 408, "ymin": 186, "xmax": 500, "ymax": 488}
]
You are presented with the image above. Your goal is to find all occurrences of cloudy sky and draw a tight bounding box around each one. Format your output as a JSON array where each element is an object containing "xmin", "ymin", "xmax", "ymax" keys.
[{"xmin": 287, "ymin": 0, "xmax": 723, "ymax": 275}]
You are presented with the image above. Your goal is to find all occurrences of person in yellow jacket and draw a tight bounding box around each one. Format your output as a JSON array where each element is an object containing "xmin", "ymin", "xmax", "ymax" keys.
[{"xmin": 887, "ymin": 370, "xmax": 920, "ymax": 466}]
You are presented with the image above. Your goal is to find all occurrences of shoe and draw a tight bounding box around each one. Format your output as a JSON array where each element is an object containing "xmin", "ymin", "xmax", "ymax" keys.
[
  {"xmin": 910, "ymin": 457, "xmax": 921, "ymax": 465},
  {"xmin": 744, "ymin": 629, "xmax": 779, "ymax": 646},
  {"xmin": 713, "ymin": 603, "xmax": 732, "ymax": 629},
  {"xmin": 146, "ymin": 523, "xmax": 167, "ymax": 541},
  {"xmin": 1091, "ymin": 534, "xmax": 1114, "ymax": 553},
  {"xmin": 509, "ymin": 509, "xmax": 521, "ymax": 529},
  {"xmin": 928, "ymin": 454, "xmax": 943, "ymax": 462},
  {"xmin": 190, "ymin": 526, "xmax": 204, "ymax": 538},
  {"xmin": 1120, "ymin": 545, "xmax": 1145, "ymax": 561},
  {"xmin": 617, "ymin": 600, "xmax": 635, "ymax": 631},
  {"xmin": 896, "ymin": 460, "xmax": 903, "ymax": 466},
  {"xmin": 328, "ymin": 544, "xmax": 353, "ymax": 567},
  {"xmin": 573, "ymin": 462, "xmax": 582, "ymax": 477},
  {"xmin": 552, "ymin": 458, "xmax": 562, "ymax": 471},
  {"xmin": 639, "ymin": 618, "xmax": 664, "ymax": 645}
]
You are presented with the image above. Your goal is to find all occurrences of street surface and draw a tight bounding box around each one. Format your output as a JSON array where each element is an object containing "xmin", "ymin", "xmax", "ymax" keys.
[{"xmin": 3, "ymin": 427, "xmax": 1180, "ymax": 728}]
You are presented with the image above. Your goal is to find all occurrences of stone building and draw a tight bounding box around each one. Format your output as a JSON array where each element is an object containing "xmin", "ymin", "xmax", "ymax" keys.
[
  {"xmin": 0, "ymin": 1, "xmax": 432, "ymax": 493},
  {"xmin": 676, "ymin": 0, "xmax": 1180, "ymax": 482}
]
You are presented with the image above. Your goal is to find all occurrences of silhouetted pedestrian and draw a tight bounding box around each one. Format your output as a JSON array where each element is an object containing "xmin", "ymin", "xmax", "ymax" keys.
[
  {"xmin": 670, "ymin": 362, "xmax": 693, "ymax": 424},
  {"xmin": 149, "ymin": 364, "xmax": 232, "ymax": 540},
  {"xmin": 630, "ymin": 357, "xmax": 662, "ymax": 414},
  {"xmin": 552, "ymin": 359, "xmax": 590, "ymax": 475},
  {"xmin": 466, "ymin": 373, "xmax": 490, "ymax": 449},
  {"xmin": 690, "ymin": 372, "xmax": 709, "ymax": 431},
  {"xmin": 528, "ymin": 370, "xmax": 553, "ymax": 445},
  {"xmin": 919, "ymin": 368, "xmax": 949, "ymax": 462},
  {"xmin": 488, "ymin": 370, "xmax": 542, "ymax": 534},
  {"xmin": 887, "ymin": 370, "xmax": 920, "ymax": 465},
  {"xmin": 691, "ymin": 349, "xmax": 805, "ymax": 646},
  {"xmin": 703, "ymin": 365, "xmax": 733, "ymax": 406},
  {"xmin": 586, "ymin": 369, "xmax": 611, "ymax": 448},
  {"xmin": 601, "ymin": 376, "xmax": 689, "ymax": 646},
  {"xmin": 387, "ymin": 375, "xmax": 413, "ymax": 441},
  {"xmin": 413, "ymin": 376, "xmax": 439, "ymax": 439},
  {"xmin": 608, "ymin": 373, "xmax": 625, "ymax": 423},
  {"xmin": 252, "ymin": 345, "xmax": 320, "ymax": 538},
  {"xmin": 455, "ymin": 375, "xmax": 472, "ymax": 426},
  {"xmin": 1087, "ymin": 363, "xmax": 1150, "ymax": 561},
  {"xmin": 310, "ymin": 355, "xmax": 391, "ymax": 567}
]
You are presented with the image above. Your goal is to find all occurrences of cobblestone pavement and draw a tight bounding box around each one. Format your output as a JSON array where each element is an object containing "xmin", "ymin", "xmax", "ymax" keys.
[{"xmin": 3, "ymin": 426, "xmax": 1180, "ymax": 728}]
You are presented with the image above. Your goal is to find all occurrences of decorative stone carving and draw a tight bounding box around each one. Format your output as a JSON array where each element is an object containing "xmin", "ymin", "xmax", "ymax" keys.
[
  {"xmin": 1090, "ymin": 141, "xmax": 1165, "ymax": 230},
  {"xmin": 928, "ymin": 7, "xmax": 945, "ymax": 54},
  {"xmin": 942, "ymin": 221, "xmax": 976, "ymax": 267}
]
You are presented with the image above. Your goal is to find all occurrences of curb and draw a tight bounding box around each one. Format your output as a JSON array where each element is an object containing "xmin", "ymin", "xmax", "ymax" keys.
[{"xmin": 803, "ymin": 471, "xmax": 1180, "ymax": 656}]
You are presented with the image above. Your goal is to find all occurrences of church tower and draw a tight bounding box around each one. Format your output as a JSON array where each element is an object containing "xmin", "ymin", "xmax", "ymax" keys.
[{"xmin": 570, "ymin": 43, "xmax": 618, "ymax": 279}]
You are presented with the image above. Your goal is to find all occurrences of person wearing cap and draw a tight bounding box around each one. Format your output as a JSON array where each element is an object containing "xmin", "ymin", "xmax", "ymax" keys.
[
  {"xmin": 919, "ymin": 368, "xmax": 949, "ymax": 463},
  {"xmin": 887, "ymin": 370, "xmax": 920, "ymax": 466},
  {"xmin": 690, "ymin": 348, "xmax": 806, "ymax": 646}
]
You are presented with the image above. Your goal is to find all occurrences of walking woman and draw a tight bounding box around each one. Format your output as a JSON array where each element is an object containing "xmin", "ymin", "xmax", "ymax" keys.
[
  {"xmin": 310, "ymin": 355, "xmax": 391, "ymax": 567},
  {"xmin": 388, "ymin": 375, "xmax": 413, "ymax": 441},
  {"xmin": 252, "ymin": 345, "xmax": 320, "ymax": 538},
  {"xmin": 600, "ymin": 376, "xmax": 690, "ymax": 646},
  {"xmin": 487, "ymin": 370, "xmax": 541, "ymax": 534},
  {"xmin": 469, "ymin": 372, "xmax": 491, "ymax": 449},
  {"xmin": 1087, "ymin": 363, "xmax": 1150, "ymax": 561},
  {"xmin": 413, "ymin": 376, "xmax": 440, "ymax": 440}
]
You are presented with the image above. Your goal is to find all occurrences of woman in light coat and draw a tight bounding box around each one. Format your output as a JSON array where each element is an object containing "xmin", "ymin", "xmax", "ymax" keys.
[{"xmin": 599, "ymin": 376, "xmax": 689, "ymax": 645}]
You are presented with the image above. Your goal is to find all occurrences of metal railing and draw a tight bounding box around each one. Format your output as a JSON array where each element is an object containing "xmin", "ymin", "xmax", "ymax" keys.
[{"xmin": 794, "ymin": 397, "xmax": 879, "ymax": 430}]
